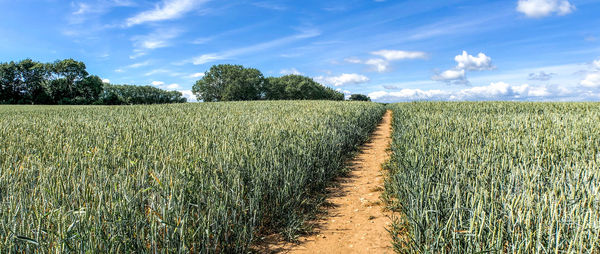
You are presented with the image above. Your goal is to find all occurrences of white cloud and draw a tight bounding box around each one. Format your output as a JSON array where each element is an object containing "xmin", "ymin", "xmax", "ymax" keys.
[
  {"xmin": 179, "ymin": 90, "xmax": 197, "ymax": 102},
  {"xmin": 192, "ymin": 54, "xmax": 226, "ymax": 65},
  {"xmin": 335, "ymin": 88, "xmax": 352, "ymax": 94},
  {"xmin": 517, "ymin": 0, "xmax": 575, "ymax": 18},
  {"xmin": 433, "ymin": 69, "xmax": 466, "ymax": 81},
  {"xmin": 126, "ymin": 0, "xmax": 210, "ymax": 27},
  {"xmin": 132, "ymin": 28, "xmax": 182, "ymax": 52},
  {"xmin": 73, "ymin": 3, "xmax": 94, "ymax": 15},
  {"xmin": 364, "ymin": 59, "xmax": 390, "ymax": 72},
  {"xmin": 432, "ymin": 69, "xmax": 469, "ymax": 85},
  {"xmin": 70, "ymin": 0, "xmax": 135, "ymax": 24},
  {"xmin": 127, "ymin": 61, "xmax": 151, "ymax": 68},
  {"xmin": 455, "ymin": 51, "xmax": 494, "ymax": 71},
  {"xmin": 344, "ymin": 58, "xmax": 362, "ymax": 64},
  {"xmin": 151, "ymin": 81, "xmax": 181, "ymax": 90},
  {"xmin": 145, "ymin": 69, "xmax": 169, "ymax": 76},
  {"xmin": 432, "ymin": 51, "xmax": 494, "ymax": 85},
  {"xmin": 280, "ymin": 68, "xmax": 302, "ymax": 75},
  {"xmin": 346, "ymin": 50, "xmax": 427, "ymax": 73},
  {"xmin": 594, "ymin": 59, "xmax": 600, "ymax": 69},
  {"xmin": 102, "ymin": 78, "xmax": 110, "ymax": 83},
  {"xmin": 581, "ymin": 73, "xmax": 600, "ymax": 88},
  {"xmin": 315, "ymin": 73, "xmax": 370, "ymax": 87},
  {"xmin": 369, "ymin": 82, "xmax": 568, "ymax": 102},
  {"xmin": 189, "ymin": 72, "xmax": 205, "ymax": 78},
  {"xmin": 371, "ymin": 50, "xmax": 427, "ymax": 61},
  {"xmin": 369, "ymin": 89, "xmax": 449, "ymax": 101},
  {"xmin": 166, "ymin": 83, "xmax": 182, "ymax": 90}
]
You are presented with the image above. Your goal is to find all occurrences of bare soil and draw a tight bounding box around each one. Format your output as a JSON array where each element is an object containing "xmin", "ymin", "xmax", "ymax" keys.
[{"xmin": 260, "ymin": 110, "xmax": 393, "ymax": 253}]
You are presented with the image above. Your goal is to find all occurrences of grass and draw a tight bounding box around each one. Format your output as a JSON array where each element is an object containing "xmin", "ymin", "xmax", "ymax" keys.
[
  {"xmin": 385, "ymin": 102, "xmax": 600, "ymax": 253},
  {"xmin": 0, "ymin": 101, "xmax": 385, "ymax": 253}
]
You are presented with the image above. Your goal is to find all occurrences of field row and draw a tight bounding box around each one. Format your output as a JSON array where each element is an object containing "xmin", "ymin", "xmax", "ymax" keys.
[{"xmin": 0, "ymin": 101, "xmax": 385, "ymax": 253}]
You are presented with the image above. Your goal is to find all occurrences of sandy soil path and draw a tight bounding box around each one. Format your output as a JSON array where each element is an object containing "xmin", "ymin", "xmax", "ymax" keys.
[{"xmin": 265, "ymin": 110, "xmax": 393, "ymax": 253}]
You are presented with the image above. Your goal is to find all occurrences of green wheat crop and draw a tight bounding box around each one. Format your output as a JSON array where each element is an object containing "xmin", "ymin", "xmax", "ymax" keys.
[
  {"xmin": 0, "ymin": 101, "xmax": 385, "ymax": 253},
  {"xmin": 385, "ymin": 102, "xmax": 600, "ymax": 253}
]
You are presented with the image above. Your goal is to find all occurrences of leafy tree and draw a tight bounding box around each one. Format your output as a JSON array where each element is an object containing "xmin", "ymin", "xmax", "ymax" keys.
[
  {"xmin": 98, "ymin": 84, "xmax": 186, "ymax": 105},
  {"xmin": 72, "ymin": 75, "xmax": 104, "ymax": 104},
  {"xmin": 1, "ymin": 59, "xmax": 184, "ymax": 105},
  {"xmin": 0, "ymin": 61, "xmax": 21, "ymax": 104},
  {"xmin": 349, "ymin": 94, "xmax": 371, "ymax": 101},
  {"xmin": 18, "ymin": 59, "xmax": 52, "ymax": 104},
  {"xmin": 48, "ymin": 59, "xmax": 88, "ymax": 103},
  {"xmin": 192, "ymin": 64, "xmax": 264, "ymax": 102},
  {"xmin": 264, "ymin": 75, "xmax": 344, "ymax": 101}
]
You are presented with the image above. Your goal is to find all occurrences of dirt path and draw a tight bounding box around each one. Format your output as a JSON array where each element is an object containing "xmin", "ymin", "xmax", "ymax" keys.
[{"xmin": 267, "ymin": 110, "xmax": 393, "ymax": 253}]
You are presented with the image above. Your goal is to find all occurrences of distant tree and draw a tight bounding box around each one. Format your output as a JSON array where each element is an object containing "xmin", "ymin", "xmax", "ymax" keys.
[
  {"xmin": 72, "ymin": 75, "xmax": 104, "ymax": 104},
  {"xmin": 192, "ymin": 64, "xmax": 265, "ymax": 102},
  {"xmin": 349, "ymin": 94, "xmax": 371, "ymax": 101},
  {"xmin": 264, "ymin": 75, "xmax": 344, "ymax": 101},
  {"xmin": 0, "ymin": 61, "xmax": 22, "ymax": 104},
  {"xmin": 48, "ymin": 59, "xmax": 89, "ymax": 104},
  {"xmin": 1, "ymin": 59, "xmax": 186, "ymax": 105},
  {"xmin": 98, "ymin": 84, "xmax": 186, "ymax": 105},
  {"xmin": 18, "ymin": 59, "xmax": 52, "ymax": 104}
]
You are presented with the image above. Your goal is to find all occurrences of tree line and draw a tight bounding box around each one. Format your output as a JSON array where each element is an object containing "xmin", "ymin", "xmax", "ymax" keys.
[
  {"xmin": 0, "ymin": 59, "xmax": 186, "ymax": 105},
  {"xmin": 1, "ymin": 60, "xmax": 371, "ymax": 105},
  {"xmin": 192, "ymin": 64, "xmax": 371, "ymax": 102}
]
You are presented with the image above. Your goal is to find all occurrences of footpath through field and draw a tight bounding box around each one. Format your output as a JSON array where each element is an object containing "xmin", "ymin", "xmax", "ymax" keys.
[{"xmin": 268, "ymin": 110, "xmax": 393, "ymax": 253}]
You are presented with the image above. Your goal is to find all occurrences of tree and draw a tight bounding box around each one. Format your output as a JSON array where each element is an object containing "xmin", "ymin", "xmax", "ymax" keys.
[
  {"xmin": 72, "ymin": 75, "xmax": 104, "ymax": 104},
  {"xmin": 264, "ymin": 75, "xmax": 344, "ymax": 101},
  {"xmin": 1, "ymin": 58, "xmax": 186, "ymax": 105},
  {"xmin": 98, "ymin": 84, "xmax": 187, "ymax": 105},
  {"xmin": 48, "ymin": 59, "xmax": 88, "ymax": 103},
  {"xmin": 0, "ymin": 61, "xmax": 21, "ymax": 104},
  {"xmin": 18, "ymin": 59, "xmax": 51, "ymax": 104},
  {"xmin": 349, "ymin": 94, "xmax": 371, "ymax": 101},
  {"xmin": 192, "ymin": 64, "xmax": 265, "ymax": 102}
]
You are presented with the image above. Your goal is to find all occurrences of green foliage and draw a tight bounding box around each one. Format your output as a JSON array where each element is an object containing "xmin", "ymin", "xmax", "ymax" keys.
[
  {"xmin": 264, "ymin": 75, "xmax": 344, "ymax": 101},
  {"xmin": 192, "ymin": 65, "xmax": 344, "ymax": 102},
  {"xmin": 0, "ymin": 101, "xmax": 385, "ymax": 253},
  {"xmin": 348, "ymin": 94, "xmax": 371, "ymax": 101},
  {"xmin": 98, "ymin": 84, "xmax": 186, "ymax": 105},
  {"xmin": 192, "ymin": 64, "xmax": 265, "ymax": 102},
  {"xmin": 0, "ymin": 59, "xmax": 184, "ymax": 105},
  {"xmin": 385, "ymin": 102, "xmax": 600, "ymax": 253}
]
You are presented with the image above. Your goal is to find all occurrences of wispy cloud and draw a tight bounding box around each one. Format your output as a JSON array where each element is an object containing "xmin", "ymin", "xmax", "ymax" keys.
[
  {"xmin": 190, "ymin": 29, "xmax": 321, "ymax": 65},
  {"xmin": 127, "ymin": 61, "xmax": 151, "ymax": 68},
  {"xmin": 371, "ymin": 50, "xmax": 427, "ymax": 61},
  {"xmin": 346, "ymin": 50, "xmax": 427, "ymax": 73},
  {"xmin": 70, "ymin": 0, "xmax": 136, "ymax": 24},
  {"xmin": 131, "ymin": 28, "xmax": 182, "ymax": 58},
  {"xmin": 252, "ymin": 1, "xmax": 287, "ymax": 11},
  {"xmin": 126, "ymin": 0, "xmax": 211, "ymax": 27}
]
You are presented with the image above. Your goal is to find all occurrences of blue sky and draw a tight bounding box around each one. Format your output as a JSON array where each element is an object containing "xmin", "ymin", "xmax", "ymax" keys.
[{"xmin": 1, "ymin": 0, "xmax": 599, "ymax": 102}]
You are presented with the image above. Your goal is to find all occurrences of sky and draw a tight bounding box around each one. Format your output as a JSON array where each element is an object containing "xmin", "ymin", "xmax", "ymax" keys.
[{"xmin": 1, "ymin": 0, "xmax": 600, "ymax": 102}]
